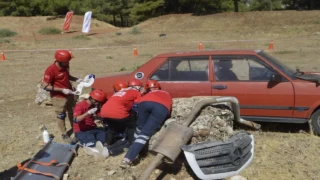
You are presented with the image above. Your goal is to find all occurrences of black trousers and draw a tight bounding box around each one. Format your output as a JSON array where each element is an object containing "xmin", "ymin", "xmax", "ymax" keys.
[{"xmin": 105, "ymin": 112, "xmax": 137, "ymax": 145}]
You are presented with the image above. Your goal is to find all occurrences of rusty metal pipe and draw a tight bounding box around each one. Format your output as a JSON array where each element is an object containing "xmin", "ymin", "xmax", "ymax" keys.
[
  {"xmin": 139, "ymin": 153, "xmax": 164, "ymax": 180},
  {"xmin": 216, "ymin": 96, "xmax": 261, "ymax": 130},
  {"xmin": 182, "ymin": 96, "xmax": 261, "ymax": 129}
]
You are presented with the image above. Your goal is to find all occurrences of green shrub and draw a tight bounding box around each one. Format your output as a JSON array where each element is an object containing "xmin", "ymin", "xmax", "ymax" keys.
[
  {"xmin": 129, "ymin": 26, "xmax": 141, "ymax": 35},
  {"xmin": 0, "ymin": 29, "xmax": 17, "ymax": 38},
  {"xmin": 119, "ymin": 67, "xmax": 127, "ymax": 71},
  {"xmin": 38, "ymin": 27, "xmax": 61, "ymax": 35},
  {"xmin": 73, "ymin": 35, "xmax": 90, "ymax": 40},
  {"xmin": 0, "ymin": 39, "xmax": 11, "ymax": 44}
]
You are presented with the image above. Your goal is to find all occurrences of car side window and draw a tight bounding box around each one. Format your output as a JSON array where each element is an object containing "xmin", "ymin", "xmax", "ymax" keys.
[
  {"xmin": 150, "ymin": 61, "xmax": 169, "ymax": 81},
  {"xmin": 150, "ymin": 56, "xmax": 209, "ymax": 81},
  {"xmin": 212, "ymin": 56, "xmax": 275, "ymax": 81}
]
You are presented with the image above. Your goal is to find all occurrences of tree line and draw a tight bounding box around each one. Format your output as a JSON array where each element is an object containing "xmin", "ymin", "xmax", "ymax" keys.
[{"xmin": 0, "ymin": 0, "xmax": 319, "ymax": 27}]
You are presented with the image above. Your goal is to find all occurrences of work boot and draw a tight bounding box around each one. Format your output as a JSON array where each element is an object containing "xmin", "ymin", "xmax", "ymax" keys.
[
  {"xmin": 61, "ymin": 134, "xmax": 72, "ymax": 144},
  {"xmin": 119, "ymin": 159, "xmax": 132, "ymax": 169}
]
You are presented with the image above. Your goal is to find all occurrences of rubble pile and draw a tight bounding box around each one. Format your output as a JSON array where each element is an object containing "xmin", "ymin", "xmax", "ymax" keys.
[
  {"xmin": 35, "ymin": 84, "xmax": 52, "ymax": 106},
  {"xmin": 150, "ymin": 96, "xmax": 235, "ymax": 146}
]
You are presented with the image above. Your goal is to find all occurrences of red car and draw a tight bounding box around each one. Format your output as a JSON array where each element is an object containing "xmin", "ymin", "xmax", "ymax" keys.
[{"xmin": 92, "ymin": 49, "xmax": 320, "ymax": 135}]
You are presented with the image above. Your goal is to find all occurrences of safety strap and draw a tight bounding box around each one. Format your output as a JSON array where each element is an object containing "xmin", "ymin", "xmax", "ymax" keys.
[{"xmin": 17, "ymin": 159, "xmax": 69, "ymax": 180}]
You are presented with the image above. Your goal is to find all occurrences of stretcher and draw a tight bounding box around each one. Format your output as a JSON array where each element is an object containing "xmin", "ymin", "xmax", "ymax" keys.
[{"xmin": 12, "ymin": 141, "xmax": 78, "ymax": 180}]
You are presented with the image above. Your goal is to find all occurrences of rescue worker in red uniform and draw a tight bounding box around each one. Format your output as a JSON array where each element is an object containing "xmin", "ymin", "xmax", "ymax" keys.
[
  {"xmin": 73, "ymin": 89, "xmax": 107, "ymax": 147},
  {"xmin": 121, "ymin": 80, "xmax": 172, "ymax": 168},
  {"xmin": 41, "ymin": 50, "xmax": 82, "ymax": 143},
  {"xmin": 100, "ymin": 79, "xmax": 143, "ymax": 145},
  {"xmin": 113, "ymin": 80, "xmax": 128, "ymax": 93}
]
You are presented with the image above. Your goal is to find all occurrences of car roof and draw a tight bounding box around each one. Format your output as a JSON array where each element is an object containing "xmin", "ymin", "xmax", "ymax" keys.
[{"xmin": 155, "ymin": 49, "xmax": 263, "ymax": 58}]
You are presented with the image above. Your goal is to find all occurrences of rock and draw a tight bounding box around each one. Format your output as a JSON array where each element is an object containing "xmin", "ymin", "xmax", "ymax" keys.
[
  {"xmin": 62, "ymin": 174, "xmax": 69, "ymax": 180},
  {"xmin": 36, "ymin": 135, "xmax": 41, "ymax": 140},
  {"xmin": 128, "ymin": 175, "xmax": 137, "ymax": 180},
  {"xmin": 230, "ymin": 175, "xmax": 248, "ymax": 180},
  {"xmin": 183, "ymin": 177, "xmax": 193, "ymax": 180},
  {"xmin": 154, "ymin": 169, "xmax": 160, "ymax": 174},
  {"xmin": 170, "ymin": 178, "xmax": 176, "ymax": 180},
  {"xmin": 98, "ymin": 178, "xmax": 105, "ymax": 180},
  {"xmin": 28, "ymin": 152, "xmax": 33, "ymax": 155},
  {"xmin": 107, "ymin": 170, "xmax": 116, "ymax": 176}
]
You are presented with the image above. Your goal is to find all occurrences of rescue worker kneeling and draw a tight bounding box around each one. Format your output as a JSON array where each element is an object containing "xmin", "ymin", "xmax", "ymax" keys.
[
  {"xmin": 121, "ymin": 80, "xmax": 173, "ymax": 168},
  {"xmin": 73, "ymin": 89, "xmax": 106, "ymax": 147},
  {"xmin": 100, "ymin": 80, "xmax": 143, "ymax": 146}
]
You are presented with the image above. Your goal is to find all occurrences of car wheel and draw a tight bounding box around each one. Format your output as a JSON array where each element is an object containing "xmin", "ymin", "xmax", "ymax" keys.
[{"xmin": 310, "ymin": 110, "xmax": 320, "ymax": 136}]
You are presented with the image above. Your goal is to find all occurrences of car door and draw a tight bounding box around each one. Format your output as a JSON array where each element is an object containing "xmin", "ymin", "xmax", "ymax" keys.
[
  {"xmin": 211, "ymin": 55, "xmax": 295, "ymax": 118},
  {"xmin": 148, "ymin": 56, "xmax": 212, "ymax": 97}
]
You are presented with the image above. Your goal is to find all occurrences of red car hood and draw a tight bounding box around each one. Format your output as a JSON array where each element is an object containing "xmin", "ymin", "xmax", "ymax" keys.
[{"xmin": 99, "ymin": 71, "xmax": 132, "ymax": 78}]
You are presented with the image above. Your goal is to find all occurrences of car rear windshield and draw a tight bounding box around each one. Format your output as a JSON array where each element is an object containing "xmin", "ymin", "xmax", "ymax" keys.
[{"xmin": 258, "ymin": 51, "xmax": 296, "ymax": 79}]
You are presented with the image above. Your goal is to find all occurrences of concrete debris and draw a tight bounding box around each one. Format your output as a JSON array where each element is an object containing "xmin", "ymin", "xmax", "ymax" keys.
[
  {"xmin": 62, "ymin": 174, "xmax": 69, "ymax": 180},
  {"xmin": 35, "ymin": 83, "xmax": 52, "ymax": 106},
  {"xmin": 150, "ymin": 96, "xmax": 234, "ymax": 147},
  {"xmin": 107, "ymin": 170, "xmax": 116, "ymax": 176}
]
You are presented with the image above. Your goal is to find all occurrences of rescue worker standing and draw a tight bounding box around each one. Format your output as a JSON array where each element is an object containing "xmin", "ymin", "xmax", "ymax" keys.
[
  {"xmin": 41, "ymin": 50, "xmax": 82, "ymax": 143},
  {"xmin": 100, "ymin": 80, "xmax": 143, "ymax": 145},
  {"xmin": 121, "ymin": 80, "xmax": 172, "ymax": 168},
  {"xmin": 73, "ymin": 89, "xmax": 106, "ymax": 147}
]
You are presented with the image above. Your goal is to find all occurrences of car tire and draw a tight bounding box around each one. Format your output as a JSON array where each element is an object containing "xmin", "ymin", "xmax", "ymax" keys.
[{"xmin": 310, "ymin": 110, "xmax": 320, "ymax": 136}]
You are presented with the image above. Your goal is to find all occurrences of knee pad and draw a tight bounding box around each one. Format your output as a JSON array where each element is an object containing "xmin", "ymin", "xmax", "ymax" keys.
[{"xmin": 57, "ymin": 112, "xmax": 66, "ymax": 120}]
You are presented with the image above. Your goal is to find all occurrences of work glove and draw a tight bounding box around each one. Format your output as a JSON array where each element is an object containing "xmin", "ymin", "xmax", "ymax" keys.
[
  {"xmin": 62, "ymin": 89, "xmax": 73, "ymax": 95},
  {"xmin": 87, "ymin": 108, "xmax": 98, "ymax": 115},
  {"xmin": 76, "ymin": 78, "xmax": 83, "ymax": 83}
]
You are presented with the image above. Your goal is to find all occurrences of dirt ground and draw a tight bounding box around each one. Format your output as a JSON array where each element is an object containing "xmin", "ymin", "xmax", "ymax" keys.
[{"xmin": 1, "ymin": 11, "xmax": 320, "ymax": 180}]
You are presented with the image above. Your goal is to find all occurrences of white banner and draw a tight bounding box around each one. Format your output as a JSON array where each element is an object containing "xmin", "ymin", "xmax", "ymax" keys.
[{"xmin": 82, "ymin": 11, "xmax": 92, "ymax": 33}]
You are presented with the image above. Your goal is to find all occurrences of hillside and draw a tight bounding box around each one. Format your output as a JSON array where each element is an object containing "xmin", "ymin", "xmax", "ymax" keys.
[{"xmin": 0, "ymin": 10, "xmax": 320, "ymax": 180}]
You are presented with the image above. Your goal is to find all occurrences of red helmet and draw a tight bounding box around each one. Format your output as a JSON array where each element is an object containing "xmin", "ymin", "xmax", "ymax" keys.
[
  {"xmin": 55, "ymin": 50, "xmax": 72, "ymax": 63},
  {"xmin": 128, "ymin": 79, "xmax": 143, "ymax": 87},
  {"xmin": 113, "ymin": 81, "xmax": 128, "ymax": 92},
  {"xmin": 145, "ymin": 80, "xmax": 160, "ymax": 90},
  {"xmin": 90, "ymin": 89, "xmax": 106, "ymax": 102}
]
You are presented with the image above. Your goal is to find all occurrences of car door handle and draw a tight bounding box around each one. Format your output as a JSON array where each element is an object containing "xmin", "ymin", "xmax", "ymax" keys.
[{"xmin": 212, "ymin": 85, "xmax": 227, "ymax": 90}]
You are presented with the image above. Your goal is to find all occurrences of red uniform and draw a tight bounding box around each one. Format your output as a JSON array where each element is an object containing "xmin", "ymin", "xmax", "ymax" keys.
[
  {"xmin": 43, "ymin": 63, "xmax": 72, "ymax": 98},
  {"xmin": 100, "ymin": 89, "xmax": 141, "ymax": 119},
  {"xmin": 73, "ymin": 100, "xmax": 96, "ymax": 133},
  {"xmin": 140, "ymin": 90, "xmax": 172, "ymax": 112}
]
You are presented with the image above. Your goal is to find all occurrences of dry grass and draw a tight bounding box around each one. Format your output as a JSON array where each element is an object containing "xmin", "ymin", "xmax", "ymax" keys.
[{"xmin": 1, "ymin": 10, "xmax": 320, "ymax": 180}]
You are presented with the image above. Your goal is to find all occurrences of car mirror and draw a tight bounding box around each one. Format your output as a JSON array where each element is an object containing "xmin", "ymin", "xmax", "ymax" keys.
[{"xmin": 270, "ymin": 73, "xmax": 282, "ymax": 82}]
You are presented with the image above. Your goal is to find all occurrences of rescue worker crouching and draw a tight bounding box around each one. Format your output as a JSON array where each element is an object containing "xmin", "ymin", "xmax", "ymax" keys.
[
  {"xmin": 41, "ymin": 50, "xmax": 82, "ymax": 143},
  {"xmin": 100, "ymin": 80, "xmax": 143, "ymax": 146},
  {"xmin": 73, "ymin": 89, "xmax": 107, "ymax": 147},
  {"xmin": 120, "ymin": 80, "xmax": 173, "ymax": 168}
]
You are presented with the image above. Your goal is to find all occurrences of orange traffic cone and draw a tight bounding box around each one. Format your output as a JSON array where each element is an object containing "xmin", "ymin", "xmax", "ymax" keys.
[
  {"xmin": 133, "ymin": 47, "xmax": 138, "ymax": 56},
  {"xmin": 268, "ymin": 40, "xmax": 274, "ymax": 50},
  {"xmin": 1, "ymin": 51, "xmax": 5, "ymax": 61},
  {"xmin": 69, "ymin": 50, "xmax": 74, "ymax": 58},
  {"xmin": 199, "ymin": 42, "xmax": 203, "ymax": 50}
]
